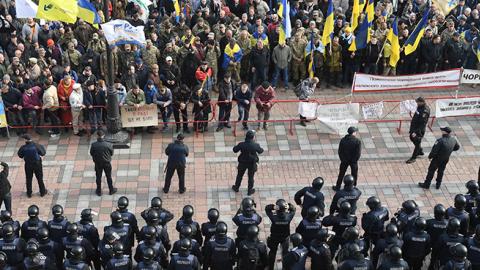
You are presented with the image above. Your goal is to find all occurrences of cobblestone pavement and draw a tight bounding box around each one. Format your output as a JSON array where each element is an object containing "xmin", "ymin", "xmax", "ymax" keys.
[{"xmin": 1, "ymin": 88, "xmax": 479, "ymax": 267}]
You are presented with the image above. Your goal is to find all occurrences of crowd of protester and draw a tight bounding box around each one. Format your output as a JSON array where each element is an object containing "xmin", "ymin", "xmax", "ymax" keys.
[{"xmin": 1, "ymin": 0, "xmax": 480, "ymax": 136}]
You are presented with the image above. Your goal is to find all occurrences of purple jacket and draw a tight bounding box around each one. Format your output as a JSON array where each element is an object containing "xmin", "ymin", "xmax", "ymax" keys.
[{"xmin": 22, "ymin": 86, "xmax": 42, "ymax": 109}]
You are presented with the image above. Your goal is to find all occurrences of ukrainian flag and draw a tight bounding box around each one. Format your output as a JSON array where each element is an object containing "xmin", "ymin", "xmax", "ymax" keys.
[
  {"xmin": 173, "ymin": 0, "xmax": 181, "ymax": 22},
  {"xmin": 222, "ymin": 44, "xmax": 243, "ymax": 69},
  {"xmin": 37, "ymin": 0, "xmax": 78, "ymax": 24},
  {"xmin": 77, "ymin": 0, "xmax": 101, "ymax": 25},
  {"xmin": 277, "ymin": 0, "xmax": 291, "ymax": 44},
  {"xmin": 387, "ymin": 17, "xmax": 400, "ymax": 67},
  {"xmin": 351, "ymin": 0, "xmax": 360, "ymax": 31},
  {"xmin": 404, "ymin": 9, "xmax": 430, "ymax": 55},
  {"xmin": 307, "ymin": 32, "xmax": 315, "ymax": 78},
  {"xmin": 433, "ymin": 0, "xmax": 459, "ymax": 16},
  {"xmin": 366, "ymin": 0, "xmax": 374, "ymax": 23},
  {"xmin": 349, "ymin": 15, "xmax": 369, "ymax": 51},
  {"xmin": 322, "ymin": 0, "xmax": 334, "ymax": 46}
]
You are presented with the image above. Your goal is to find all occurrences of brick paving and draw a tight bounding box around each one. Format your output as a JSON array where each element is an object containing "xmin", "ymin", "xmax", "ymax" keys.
[{"xmin": 1, "ymin": 88, "xmax": 479, "ymax": 267}]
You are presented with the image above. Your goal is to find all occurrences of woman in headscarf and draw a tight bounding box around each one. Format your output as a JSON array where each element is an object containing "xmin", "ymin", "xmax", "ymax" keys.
[{"xmin": 57, "ymin": 74, "xmax": 74, "ymax": 127}]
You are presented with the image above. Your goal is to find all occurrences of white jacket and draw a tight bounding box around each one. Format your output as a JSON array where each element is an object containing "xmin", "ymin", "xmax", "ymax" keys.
[{"xmin": 69, "ymin": 89, "xmax": 84, "ymax": 112}]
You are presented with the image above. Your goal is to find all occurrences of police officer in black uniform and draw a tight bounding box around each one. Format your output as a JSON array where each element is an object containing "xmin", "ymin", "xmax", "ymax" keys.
[
  {"xmin": 164, "ymin": 133, "xmax": 190, "ymax": 194},
  {"xmin": 295, "ymin": 206, "xmax": 322, "ymax": 249},
  {"xmin": 334, "ymin": 126, "xmax": 361, "ymax": 190},
  {"xmin": 265, "ymin": 199, "xmax": 296, "ymax": 270},
  {"xmin": 141, "ymin": 197, "xmax": 175, "ymax": 226},
  {"xmin": 98, "ymin": 230, "xmax": 118, "ymax": 268},
  {"xmin": 106, "ymin": 242, "xmax": 132, "ymax": 270},
  {"xmin": 0, "ymin": 210, "xmax": 20, "ymax": 237},
  {"xmin": 323, "ymin": 201, "xmax": 357, "ymax": 255},
  {"xmin": 232, "ymin": 130, "xmax": 264, "ymax": 195},
  {"xmin": 393, "ymin": 200, "xmax": 420, "ymax": 234},
  {"xmin": 337, "ymin": 226, "xmax": 368, "ymax": 262},
  {"xmin": 237, "ymin": 225, "xmax": 268, "ymax": 270},
  {"xmin": 406, "ymin": 97, "xmax": 430, "ymax": 164},
  {"xmin": 232, "ymin": 198, "xmax": 262, "ymax": 245},
  {"xmin": 89, "ymin": 130, "xmax": 117, "ymax": 196},
  {"xmin": 444, "ymin": 244, "xmax": 472, "ymax": 270},
  {"xmin": 168, "ymin": 238, "xmax": 201, "ymax": 270},
  {"xmin": 201, "ymin": 208, "xmax": 219, "ymax": 243},
  {"xmin": 467, "ymin": 225, "xmax": 480, "ymax": 270},
  {"xmin": 330, "ymin": 175, "xmax": 362, "ymax": 215},
  {"xmin": 21, "ymin": 205, "xmax": 47, "ymax": 241},
  {"xmin": 427, "ymin": 204, "xmax": 448, "ymax": 270},
  {"xmin": 282, "ymin": 233, "xmax": 308, "ymax": 270},
  {"xmin": 172, "ymin": 226, "xmax": 202, "ymax": 263},
  {"xmin": 135, "ymin": 247, "xmax": 162, "ymax": 270},
  {"xmin": 172, "ymin": 83, "xmax": 192, "ymax": 134},
  {"xmin": 435, "ymin": 218, "xmax": 467, "ymax": 268},
  {"xmin": 447, "ymin": 194, "xmax": 471, "ymax": 236},
  {"xmin": 47, "ymin": 204, "xmax": 68, "ymax": 244},
  {"xmin": 337, "ymin": 243, "xmax": 374, "ymax": 270},
  {"xmin": 294, "ymin": 177, "xmax": 326, "ymax": 218},
  {"xmin": 402, "ymin": 217, "xmax": 431, "ymax": 270},
  {"xmin": 309, "ymin": 229, "xmax": 334, "ymax": 270},
  {"xmin": 134, "ymin": 226, "xmax": 169, "ymax": 268},
  {"xmin": 362, "ymin": 196, "xmax": 389, "ymax": 250},
  {"xmin": 0, "ymin": 224, "xmax": 26, "ymax": 268},
  {"xmin": 104, "ymin": 211, "xmax": 134, "ymax": 256},
  {"xmin": 140, "ymin": 211, "xmax": 171, "ymax": 252},
  {"xmin": 23, "ymin": 239, "xmax": 55, "ymax": 270},
  {"xmin": 77, "ymin": 208, "xmax": 100, "ymax": 251},
  {"xmin": 371, "ymin": 224, "xmax": 403, "ymax": 268},
  {"xmin": 377, "ymin": 246, "xmax": 409, "ymax": 270},
  {"xmin": 465, "ymin": 181, "xmax": 480, "ymax": 231},
  {"xmin": 117, "ymin": 196, "xmax": 139, "ymax": 239},
  {"xmin": 176, "ymin": 205, "xmax": 203, "ymax": 246},
  {"xmin": 63, "ymin": 246, "xmax": 90, "ymax": 270},
  {"xmin": 17, "ymin": 134, "xmax": 47, "ymax": 197},
  {"xmin": 203, "ymin": 222, "xmax": 236, "ymax": 270},
  {"xmin": 61, "ymin": 223, "xmax": 99, "ymax": 269},
  {"xmin": 419, "ymin": 126, "xmax": 460, "ymax": 189},
  {"xmin": 37, "ymin": 228, "xmax": 64, "ymax": 268}
]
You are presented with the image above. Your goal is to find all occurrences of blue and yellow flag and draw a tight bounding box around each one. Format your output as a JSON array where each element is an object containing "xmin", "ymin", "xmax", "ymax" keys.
[
  {"xmin": 404, "ymin": 8, "xmax": 430, "ymax": 55},
  {"xmin": 77, "ymin": 0, "xmax": 101, "ymax": 25},
  {"xmin": 387, "ymin": 17, "xmax": 400, "ymax": 67},
  {"xmin": 322, "ymin": 0, "xmax": 334, "ymax": 46},
  {"xmin": 222, "ymin": 43, "xmax": 243, "ymax": 69},
  {"xmin": 307, "ymin": 32, "xmax": 315, "ymax": 78},
  {"xmin": 277, "ymin": 0, "xmax": 291, "ymax": 44},
  {"xmin": 351, "ymin": 0, "xmax": 360, "ymax": 31},
  {"xmin": 37, "ymin": 0, "xmax": 78, "ymax": 24},
  {"xmin": 349, "ymin": 15, "xmax": 369, "ymax": 51},
  {"xmin": 433, "ymin": 0, "xmax": 459, "ymax": 16},
  {"xmin": 173, "ymin": 0, "xmax": 181, "ymax": 23},
  {"xmin": 366, "ymin": 0, "xmax": 374, "ymax": 23},
  {"xmin": 476, "ymin": 42, "xmax": 480, "ymax": 63}
]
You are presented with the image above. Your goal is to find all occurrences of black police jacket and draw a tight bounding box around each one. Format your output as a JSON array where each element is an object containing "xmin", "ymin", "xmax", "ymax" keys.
[
  {"xmin": 295, "ymin": 219, "xmax": 322, "ymax": 247},
  {"xmin": 204, "ymin": 235, "xmax": 236, "ymax": 270},
  {"xmin": 338, "ymin": 134, "xmax": 361, "ymax": 163},
  {"xmin": 377, "ymin": 258, "xmax": 410, "ymax": 270},
  {"xmin": 172, "ymin": 238, "xmax": 202, "ymax": 263},
  {"xmin": 38, "ymin": 239, "xmax": 63, "ymax": 268},
  {"xmin": 395, "ymin": 208, "xmax": 420, "ymax": 233},
  {"xmin": 135, "ymin": 260, "xmax": 162, "ymax": 270},
  {"xmin": 0, "ymin": 162, "xmax": 11, "ymax": 197},
  {"xmin": 0, "ymin": 220, "xmax": 21, "ymax": 238},
  {"xmin": 89, "ymin": 138, "xmax": 114, "ymax": 164},
  {"xmin": 165, "ymin": 140, "xmax": 189, "ymax": 168},
  {"xmin": 467, "ymin": 237, "xmax": 480, "ymax": 265},
  {"xmin": 426, "ymin": 218, "xmax": 448, "ymax": 246},
  {"xmin": 138, "ymin": 224, "xmax": 171, "ymax": 252},
  {"xmin": 338, "ymin": 257, "xmax": 374, "ymax": 270},
  {"xmin": 233, "ymin": 139, "xmax": 264, "ymax": 164},
  {"xmin": 237, "ymin": 239, "xmax": 268, "ymax": 270},
  {"xmin": 309, "ymin": 240, "xmax": 334, "ymax": 270},
  {"xmin": 402, "ymin": 230, "xmax": 431, "ymax": 258},
  {"xmin": 435, "ymin": 233, "xmax": 467, "ymax": 265},
  {"xmin": 323, "ymin": 214, "xmax": 357, "ymax": 240},
  {"xmin": 47, "ymin": 217, "xmax": 69, "ymax": 243},
  {"xmin": 371, "ymin": 236, "xmax": 403, "ymax": 267},
  {"xmin": 443, "ymin": 259, "xmax": 472, "ymax": 270},
  {"xmin": 175, "ymin": 219, "xmax": 203, "ymax": 246},
  {"xmin": 134, "ymin": 240, "xmax": 168, "ymax": 268},
  {"xmin": 329, "ymin": 188, "xmax": 362, "ymax": 215},
  {"xmin": 265, "ymin": 205, "xmax": 296, "ymax": 239},
  {"xmin": 282, "ymin": 245, "xmax": 308, "ymax": 270},
  {"xmin": 232, "ymin": 212, "xmax": 262, "ymax": 240},
  {"xmin": 409, "ymin": 105, "xmax": 430, "ymax": 135},
  {"xmin": 428, "ymin": 134, "xmax": 460, "ymax": 162},
  {"xmin": 21, "ymin": 218, "xmax": 47, "ymax": 241},
  {"xmin": 0, "ymin": 237, "xmax": 26, "ymax": 266},
  {"xmin": 168, "ymin": 252, "xmax": 200, "ymax": 270},
  {"xmin": 63, "ymin": 259, "xmax": 90, "ymax": 270},
  {"xmin": 200, "ymin": 222, "xmax": 217, "ymax": 243},
  {"xmin": 106, "ymin": 256, "xmax": 132, "ymax": 270},
  {"xmin": 77, "ymin": 221, "xmax": 100, "ymax": 250},
  {"xmin": 98, "ymin": 239, "xmax": 115, "ymax": 266},
  {"xmin": 446, "ymin": 207, "xmax": 470, "ymax": 236},
  {"xmin": 361, "ymin": 207, "xmax": 389, "ymax": 236},
  {"xmin": 118, "ymin": 209, "xmax": 139, "ymax": 236},
  {"xmin": 294, "ymin": 187, "xmax": 325, "ymax": 217},
  {"xmin": 103, "ymin": 224, "xmax": 134, "ymax": 252},
  {"xmin": 23, "ymin": 253, "xmax": 56, "ymax": 270}
]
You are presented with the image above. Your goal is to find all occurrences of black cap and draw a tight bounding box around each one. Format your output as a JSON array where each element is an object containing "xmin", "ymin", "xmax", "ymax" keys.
[
  {"xmin": 415, "ymin": 97, "xmax": 425, "ymax": 102},
  {"xmin": 22, "ymin": 134, "xmax": 32, "ymax": 141},
  {"xmin": 347, "ymin": 126, "xmax": 358, "ymax": 134},
  {"xmin": 440, "ymin": 127, "xmax": 452, "ymax": 133}
]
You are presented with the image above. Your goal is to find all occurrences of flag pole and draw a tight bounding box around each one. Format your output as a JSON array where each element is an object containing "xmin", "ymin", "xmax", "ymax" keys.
[{"xmin": 376, "ymin": 35, "xmax": 388, "ymax": 65}]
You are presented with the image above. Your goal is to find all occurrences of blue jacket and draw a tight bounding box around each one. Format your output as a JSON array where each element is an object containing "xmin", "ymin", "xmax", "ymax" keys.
[{"xmin": 17, "ymin": 142, "xmax": 46, "ymax": 163}]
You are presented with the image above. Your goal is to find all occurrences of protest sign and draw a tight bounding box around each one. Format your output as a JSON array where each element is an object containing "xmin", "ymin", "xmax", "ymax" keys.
[
  {"xmin": 400, "ymin": 100, "xmax": 417, "ymax": 115},
  {"xmin": 102, "ymin": 19, "xmax": 146, "ymax": 47},
  {"xmin": 435, "ymin": 97, "xmax": 480, "ymax": 118},
  {"xmin": 317, "ymin": 103, "xmax": 360, "ymax": 135},
  {"xmin": 362, "ymin": 101, "xmax": 384, "ymax": 119},
  {"xmin": 460, "ymin": 69, "xmax": 480, "ymax": 84},
  {"xmin": 121, "ymin": 104, "xmax": 158, "ymax": 127},
  {"xmin": 298, "ymin": 102, "xmax": 318, "ymax": 118}
]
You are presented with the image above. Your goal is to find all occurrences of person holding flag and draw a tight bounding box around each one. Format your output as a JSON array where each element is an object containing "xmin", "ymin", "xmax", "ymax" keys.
[
  {"xmin": 222, "ymin": 38, "xmax": 243, "ymax": 82},
  {"xmin": 291, "ymin": 31, "xmax": 307, "ymax": 85},
  {"xmin": 383, "ymin": 17, "xmax": 400, "ymax": 76},
  {"xmin": 321, "ymin": 0, "xmax": 335, "ymax": 48}
]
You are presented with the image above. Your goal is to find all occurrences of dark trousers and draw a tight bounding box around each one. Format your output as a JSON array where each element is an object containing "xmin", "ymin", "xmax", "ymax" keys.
[
  {"xmin": 173, "ymin": 108, "xmax": 188, "ymax": 129},
  {"xmin": 237, "ymin": 105, "xmax": 250, "ymax": 127},
  {"xmin": 335, "ymin": 161, "xmax": 358, "ymax": 189},
  {"xmin": 405, "ymin": 257, "xmax": 424, "ymax": 270},
  {"xmin": 44, "ymin": 109, "xmax": 60, "ymax": 134},
  {"xmin": 95, "ymin": 162, "xmax": 114, "ymax": 191},
  {"xmin": 24, "ymin": 109, "xmax": 42, "ymax": 130},
  {"xmin": 25, "ymin": 161, "xmax": 46, "ymax": 196},
  {"xmin": 424, "ymin": 159, "xmax": 448, "ymax": 187},
  {"xmin": 234, "ymin": 162, "xmax": 256, "ymax": 191},
  {"xmin": 409, "ymin": 133, "xmax": 424, "ymax": 159},
  {"xmin": 218, "ymin": 103, "xmax": 232, "ymax": 127},
  {"xmin": 87, "ymin": 108, "xmax": 103, "ymax": 131},
  {"xmin": 0, "ymin": 192, "xmax": 12, "ymax": 213},
  {"xmin": 267, "ymin": 236, "xmax": 289, "ymax": 270},
  {"xmin": 160, "ymin": 106, "xmax": 173, "ymax": 126},
  {"xmin": 164, "ymin": 165, "xmax": 185, "ymax": 192}
]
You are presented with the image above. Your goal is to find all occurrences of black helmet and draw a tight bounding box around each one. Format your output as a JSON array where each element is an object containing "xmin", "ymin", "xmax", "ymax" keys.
[
  {"xmin": 366, "ymin": 196, "xmax": 381, "ymax": 210},
  {"xmin": 26, "ymin": 240, "xmax": 39, "ymax": 255},
  {"xmin": 143, "ymin": 247, "xmax": 155, "ymax": 260},
  {"xmin": 247, "ymin": 225, "xmax": 259, "ymax": 239},
  {"xmin": 339, "ymin": 201, "xmax": 351, "ymax": 214},
  {"xmin": 312, "ymin": 177, "xmax": 324, "ymax": 190},
  {"xmin": 316, "ymin": 228, "xmax": 329, "ymax": 242},
  {"xmin": 246, "ymin": 130, "xmax": 255, "ymax": 140},
  {"xmin": 142, "ymin": 226, "xmax": 157, "ymax": 240},
  {"xmin": 207, "ymin": 208, "xmax": 219, "ymax": 223},
  {"xmin": 110, "ymin": 211, "xmax": 123, "ymax": 224},
  {"xmin": 343, "ymin": 175, "xmax": 355, "ymax": 186},
  {"xmin": 37, "ymin": 227, "xmax": 49, "ymax": 241},
  {"xmin": 216, "ymin": 222, "xmax": 227, "ymax": 236},
  {"xmin": 241, "ymin": 198, "xmax": 255, "ymax": 212},
  {"xmin": 290, "ymin": 233, "xmax": 303, "ymax": 247},
  {"xmin": 0, "ymin": 251, "xmax": 6, "ymax": 266},
  {"xmin": 182, "ymin": 205, "xmax": 194, "ymax": 219},
  {"xmin": 402, "ymin": 200, "xmax": 417, "ymax": 213},
  {"xmin": 66, "ymin": 223, "xmax": 79, "ymax": 235},
  {"xmin": 342, "ymin": 227, "xmax": 359, "ymax": 241},
  {"xmin": 348, "ymin": 243, "xmax": 362, "ymax": 255},
  {"xmin": 0, "ymin": 210, "xmax": 11, "ymax": 222},
  {"xmin": 434, "ymin": 204, "xmax": 446, "ymax": 219},
  {"xmin": 2, "ymin": 224, "xmax": 14, "ymax": 238},
  {"xmin": 414, "ymin": 217, "xmax": 427, "ymax": 231},
  {"xmin": 113, "ymin": 242, "xmax": 124, "ymax": 256},
  {"xmin": 180, "ymin": 225, "xmax": 193, "ymax": 238},
  {"xmin": 118, "ymin": 196, "xmax": 129, "ymax": 210},
  {"xmin": 466, "ymin": 180, "xmax": 479, "ymax": 193},
  {"xmin": 151, "ymin": 197, "xmax": 162, "ymax": 209},
  {"xmin": 28, "ymin": 205, "xmax": 39, "ymax": 218},
  {"xmin": 389, "ymin": 246, "xmax": 402, "ymax": 260},
  {"xmin": 447, "ymin": 218, "xmax": 461, "ymax": 233},
  {"xmin": 454, "ymin": 194, "xmax": 467, "ymax": 209},
  {"xmin": 70, "ymin": 245, "xmax": 85, "ymax": 260},
  {"xmin": 104, "ymin": 230, "xmax": 118, "ymax": 243},
  {"xmin": 385, "ymin": 223, "xmax": 398, "ymax": 237},
  {"xmin": 179, "ymin": 238, "xmax": 192, "ymax": 251},
  {"xmin": 81, "ymin": 209, "xmax": 93, "ymax": 221},
  {"xmin": 276, "ymin": 199, "xmax": 288, "ymax": 212},
  {"xmin": 451, "ymin": 243, "xmax": 468, "ymax": 260},
  {"xmin": 52, "ymin": 204, "xmax": 63, "ymax": 218},
  {"xmin": 147, "ymin": 209, "xmax": 160, "ymax": 223},
  {"xmin": 307, "ymin": 206, "xmax": 320, "ymax": 220}
]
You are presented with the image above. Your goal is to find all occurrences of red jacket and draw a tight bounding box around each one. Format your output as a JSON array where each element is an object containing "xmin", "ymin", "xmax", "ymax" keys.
[
  {"xmin": 195, "ymin": 67, "xmax": 212, "ymax": 82},
  {"xmin": 254, "ymin": 86, "xmax": 275, "ymax": 111},
  {"xmin": 22, "ymin": 86, "xmax": 42, "ymax": 109}
]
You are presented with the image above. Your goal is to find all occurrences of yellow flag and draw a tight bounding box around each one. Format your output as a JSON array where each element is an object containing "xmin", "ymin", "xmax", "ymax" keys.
[
  {"xmin": 37, "ymin": 0, "xmax": 78, "ymax": 24},
  {"xmin": 351, "ymin": 0, "xmax": 360, "ymax": 31}
]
